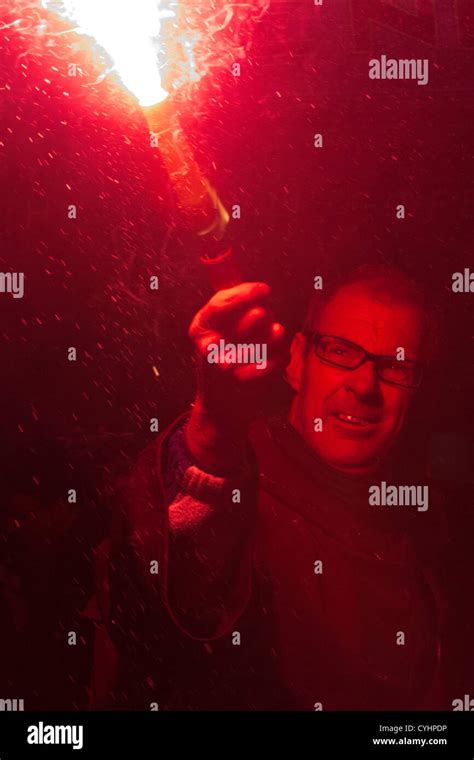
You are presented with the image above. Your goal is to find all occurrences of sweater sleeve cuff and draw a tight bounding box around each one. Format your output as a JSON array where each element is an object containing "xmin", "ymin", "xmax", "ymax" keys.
[{"xmin": 164, "ymin": 416, "xmax": 256, "ymax": 502}]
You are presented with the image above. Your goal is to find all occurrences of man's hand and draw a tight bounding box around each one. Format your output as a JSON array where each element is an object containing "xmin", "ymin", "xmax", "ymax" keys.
[{"xmin": 185, "ymin": 282, "xmax": 288, "ymax": 472}]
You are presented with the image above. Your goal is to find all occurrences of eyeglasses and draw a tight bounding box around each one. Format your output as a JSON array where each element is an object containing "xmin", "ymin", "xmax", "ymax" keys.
[{"xmin": 303, "ymin": 331, "xmax": 424, "ymax": 388}]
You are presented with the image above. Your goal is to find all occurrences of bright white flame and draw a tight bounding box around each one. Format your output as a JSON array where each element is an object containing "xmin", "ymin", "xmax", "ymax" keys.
[{"xmin": 43, "ymin": 0, "xmax": 174, "ymax": 106}]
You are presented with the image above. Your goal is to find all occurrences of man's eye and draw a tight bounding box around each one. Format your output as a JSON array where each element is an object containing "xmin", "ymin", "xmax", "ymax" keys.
[
  {"xmin": 325, "ymin": 343, "xmax": 348, "ymax": 356},
  {"xmin": 383, "ymin": 362, "xmax": 411, "ymax": 378}
]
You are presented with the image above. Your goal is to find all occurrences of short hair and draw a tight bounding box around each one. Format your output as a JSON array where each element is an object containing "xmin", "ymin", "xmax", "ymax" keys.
[{"xmin": 303, "ymin": 264, "xmax": 441, "ymax": 361}]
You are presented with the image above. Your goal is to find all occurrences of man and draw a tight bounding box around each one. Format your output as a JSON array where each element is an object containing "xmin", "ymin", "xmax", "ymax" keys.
[{"xmin": 100, "ymin": 264, "xmax": 464, "ymax": 710}]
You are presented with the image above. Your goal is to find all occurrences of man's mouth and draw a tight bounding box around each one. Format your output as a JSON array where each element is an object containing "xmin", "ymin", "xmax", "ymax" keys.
[{"xmin": 333, "ymin": 413, "xmax": 377, "ymax": 427}]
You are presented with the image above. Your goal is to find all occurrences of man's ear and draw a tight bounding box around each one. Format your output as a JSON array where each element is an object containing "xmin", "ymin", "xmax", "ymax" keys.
[{"xmin": 286, "ymin": 331, "xmax": 306, "ymax": 392}]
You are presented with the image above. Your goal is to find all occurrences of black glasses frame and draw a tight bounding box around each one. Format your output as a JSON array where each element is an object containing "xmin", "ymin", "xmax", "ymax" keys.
[{"xmin": 303, "ymin": 330, "xmax": 424, "ymax": 389}]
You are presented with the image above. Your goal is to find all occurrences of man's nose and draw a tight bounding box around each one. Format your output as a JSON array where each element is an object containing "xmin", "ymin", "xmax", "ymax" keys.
[{"xmin": 344, "ymin": 359, "xmax": 382, "ymax": 400}]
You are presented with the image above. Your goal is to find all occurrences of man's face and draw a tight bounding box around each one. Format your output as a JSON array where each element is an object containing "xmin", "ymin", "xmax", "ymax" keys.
[{"xmin": 288, "ymin": 283, "xmax": 425, "ymax": 474}]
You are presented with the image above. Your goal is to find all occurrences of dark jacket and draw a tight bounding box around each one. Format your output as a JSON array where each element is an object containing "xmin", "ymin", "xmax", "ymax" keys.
[{"xmin": 102, "ymin": 413, "xmax": 469, "ymax": 710}]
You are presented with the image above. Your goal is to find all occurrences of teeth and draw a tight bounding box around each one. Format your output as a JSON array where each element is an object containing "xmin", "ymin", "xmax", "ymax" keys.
[{"xmin": 336, "ymin": 414, "xmax": 370, "ymax": 426}]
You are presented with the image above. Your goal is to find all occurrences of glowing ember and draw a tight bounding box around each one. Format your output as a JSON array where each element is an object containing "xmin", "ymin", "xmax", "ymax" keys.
[{"xmin": 42, "ymin": 0, "xmax": 174, "ymax": 106}]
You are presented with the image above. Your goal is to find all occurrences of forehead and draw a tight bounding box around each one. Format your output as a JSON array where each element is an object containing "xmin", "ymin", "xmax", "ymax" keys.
[{"xmin": 317, "ymin": 284, "xmax": 424, "ymax": 357}]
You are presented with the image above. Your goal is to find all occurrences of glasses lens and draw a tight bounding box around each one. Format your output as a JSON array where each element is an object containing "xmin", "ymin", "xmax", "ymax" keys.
[
  {"xmin": 378, "ymin": 359, "xmax": 422, "ymax": 387},
  {"xmin": 316, "ymin": 336, "xmax": 365, "ymax": 368}
]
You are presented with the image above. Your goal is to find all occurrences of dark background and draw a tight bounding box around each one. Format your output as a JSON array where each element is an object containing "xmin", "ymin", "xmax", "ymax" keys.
[{"xmin": 0, "ymin": 0, "xmax": 473, "ymax": 708}]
